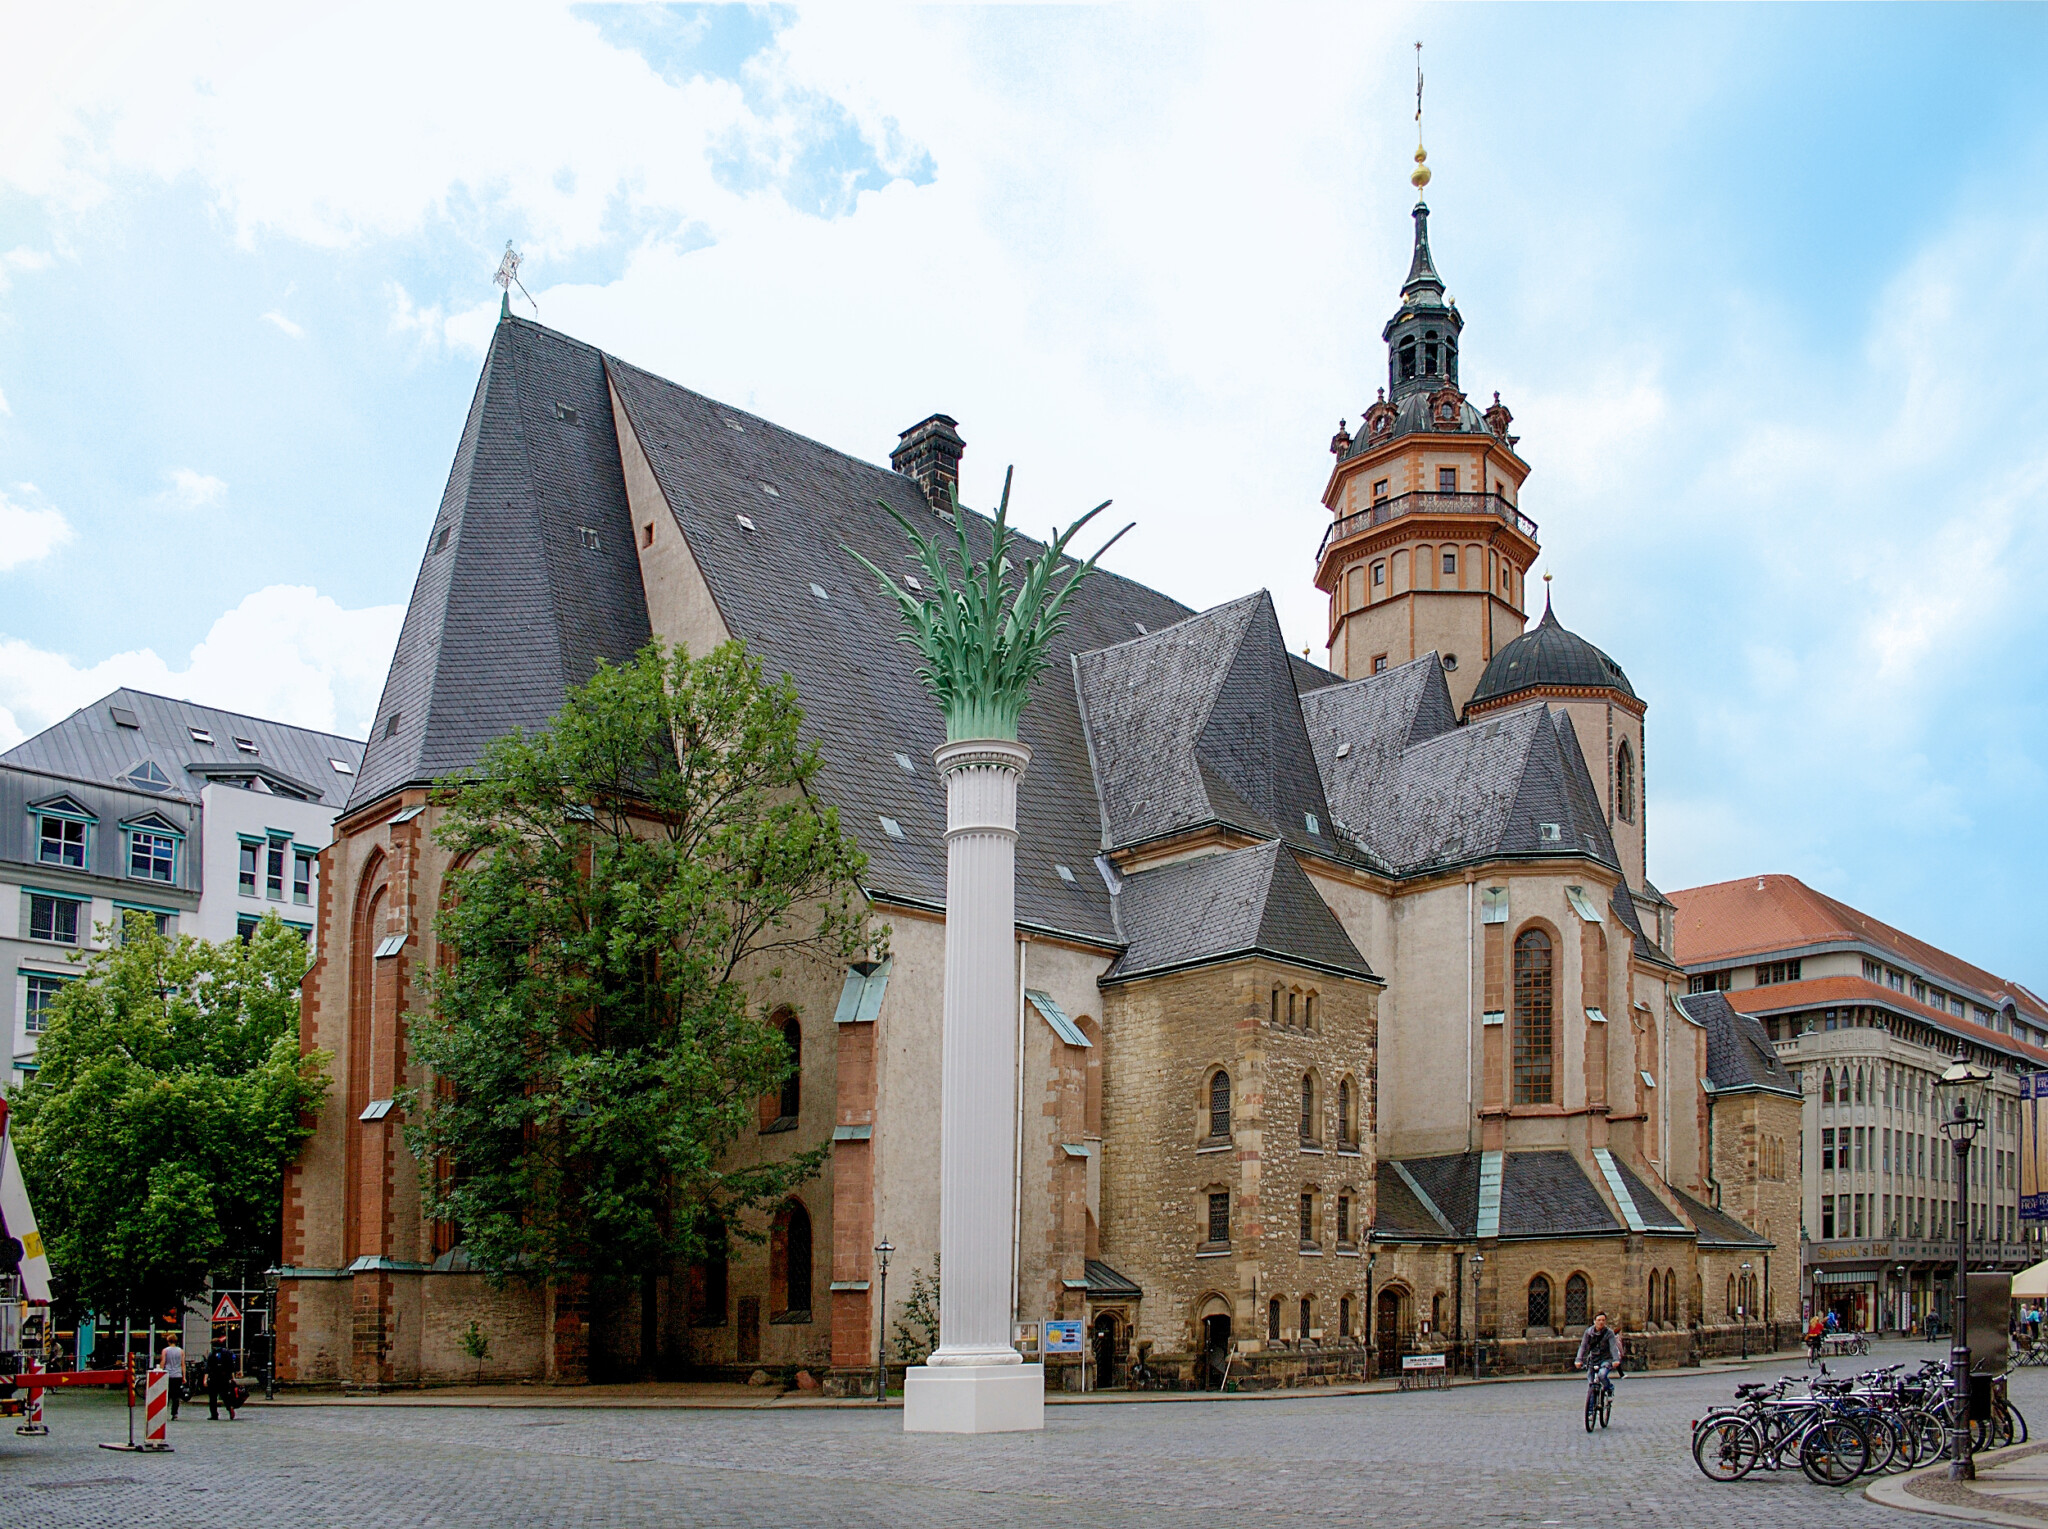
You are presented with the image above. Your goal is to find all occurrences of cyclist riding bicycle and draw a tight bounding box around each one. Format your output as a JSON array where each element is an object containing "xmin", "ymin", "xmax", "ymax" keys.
[{"xmin": 1575, "ymin": 1313, "xmax": 1623, "ymax": 1381}]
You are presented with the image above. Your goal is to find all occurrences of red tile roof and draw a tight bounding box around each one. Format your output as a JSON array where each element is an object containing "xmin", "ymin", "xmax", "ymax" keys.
[
  {"xmin": 1669, "ymin": 874, "xmax": 2048, "ymax": 1027},
  {"xmin": 1723, "ymin": 974, "xmax": 2048, "ymax": 1068}
]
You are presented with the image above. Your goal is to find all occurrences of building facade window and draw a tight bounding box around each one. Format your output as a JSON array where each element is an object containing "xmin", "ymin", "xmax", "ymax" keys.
[
  {"xmin": 239, "ymin": 842, "xmax": 259, "ymax": 896},
  {"xmin": 129, "ymin": 829, "xmax": 178, "ymax": 882},
  {"xmin": 1373, "ymin": 478, "xmax": 1390, "ymax": 503},
  {"xmin": 24, "ymin": 973, "xmax": 68, "ymax": 1033},
  {"xmin": 116, "ymin": 907, "xmax": 171, "ymax": 942},
  {"xmin": 1336, "ymin": 1193, "xmax": 1352, "ymax": 1245},
  {"xmin": 38, "ymin": 813, "xmax": 88, "ymax": 868},
  {"xmin": 1371, "ymin": 561, "xmax": 1385, "ymax": 587},
  {"xmin": 1442, "ymin": 549, "xmax": 1456, "ymax": 576},
  {"xmin": 1300, "ymin": 1074, "xmax": 1317, "ymax": 1142},
  {"xmin": 1208, "ymin": 1070, "xmax": 1231, "ymax": 1140},
  {"xmin": 777, "ymin": 1011, "xmax": 801, "ymax": 1122},
  {"xmin": 28, "ymin": 893, "xmax": 84, "ymax": 945},
  {"xmin": 1757, "ymin": 959, "xmax": 1803, "ymax": 986},
  {"xmin": 1615, "ymin": 741, "xmax": 1636, "ymax": 823},
  {"xmin": 266, "ymin": 838, "xmax": 287, "ymax": 899},
  {"xmin": 1337, "ymin": 1078, "xmax": 1355, "ymax": 1147},
  {"xmin": 1207, "ymin": 1191, "xmax": 1231, "ymax": 1246},
  {"xmin": 1300, "ymin": 1192, "xmax": 1315, "ymax": 1245},
  {"xmin": 1687, "ymin": 970, "xmax": 1731, "ymax": 995},
  {"xmin": 1527, "ymin": 1275, "xmax": 1552, "ymax": 1330},
  {"xmin": 768, "ymin": 1200, "xmax": 812, "ymax": 1320},
  {"xmin": 1300, "ymin": 1296, "xmax": 1313, "ymax": 1337},
  {"xmin": 1269, "ymin": 1298, "xmax": 1282, "ymax": 1340},
  {"xmin": 1372, "ymin": 654, "xmax": 1389, "ymax": 674},
  {"xmin": 1437, "ymin": 467, "xmax": 1457, "ymax": 492},
  {"xmin": 294, "ymin": 851, "xmax": 315, "ymax": 904},
  {"xmin": 1512, "ymin": 927, "xmax": 1555, "ymax": 1105},
  {"xmin": 1564, "ymin": 1272, "xmax": 1590, "ymax": 1329}
]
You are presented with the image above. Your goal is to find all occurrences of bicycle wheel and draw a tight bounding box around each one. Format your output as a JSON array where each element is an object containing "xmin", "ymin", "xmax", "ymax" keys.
[
  {"xmin": 2009, "ymin": 1401, "xmax": 2029, "ymax": 1445},
  {"xmin": 1600, "ymin": 1388, "xmax": 1613, "ymax": 1428},
  {"xmin": 1585, "ymin": 1390, "xmax": 1597, "ymax": 1432},
  {"xmin": 1800, "ymin": 1419, "xmax": 1871, "ymax": 1487},
  {"xmin": 1858, "ymin": 1412, "xmax": 1900, "ymax": 1474},
  {"xmin": 1693, "ymin": 1416, "xmax": 1760, "ymax": 1481}
]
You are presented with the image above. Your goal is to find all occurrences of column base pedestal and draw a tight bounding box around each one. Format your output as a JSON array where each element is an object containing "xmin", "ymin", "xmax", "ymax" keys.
[{"xmin": 902, "ymin": 1363, "xmax": 1045, "ymax": 1434}]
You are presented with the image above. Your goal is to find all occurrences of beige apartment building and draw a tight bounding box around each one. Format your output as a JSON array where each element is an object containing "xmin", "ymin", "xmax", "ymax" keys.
[{"xmin": 1672, "ymin": 874, "xmax": 2048, "ymax": 1332}]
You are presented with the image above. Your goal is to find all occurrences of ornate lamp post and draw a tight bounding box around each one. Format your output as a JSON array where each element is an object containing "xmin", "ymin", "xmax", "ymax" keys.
[
  {"xmin": 1740, "ymin": 1261, "xmax": 1752, "ymax": 1361},
  {"xmin": 873, "ymin": 1239, "xmax": 894, "ymax": 1405},
  {"xmin": 854, "ymin": 473, "xmax": 1127, "ymax": 1435},
  {"xmin": 1470, "ymin": 1252, "xmax": 1484, "ymax": 1380},
  {"xmin": 1938, "ymin": 1060, "xmax": 1993, "ymax": 1480}
]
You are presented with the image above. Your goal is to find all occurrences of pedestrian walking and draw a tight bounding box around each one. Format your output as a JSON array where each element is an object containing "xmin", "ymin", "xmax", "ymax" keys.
[
  {"xmin": 1805, "ymin": 1313, "xmax": 1824, "ymax": 1366},
  {"xmin": 204, "ymin": 1336, "xmax": 237, "ymax": 1421},
  {"xmin": 161, "ymin": 1338, "xmax": 186, "ymax": 1420}
]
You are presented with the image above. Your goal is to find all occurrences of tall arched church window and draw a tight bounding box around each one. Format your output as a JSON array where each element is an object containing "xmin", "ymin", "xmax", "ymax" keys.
[
  {"xmin": 1527, "ymin": 1275, "xmax": 1552, "ymax": 1330},
  {"xmin": 1823, "ymin": 1071, "xmax": 1835, "ymax": 1106},
  {"xmin": 1209, "ymin": 1070, "xmax": 1231, "ymax": 1141},
  {"xmin": 1512, "ymin": 928, "xmax": 1555, "ymax": 1105},
  {"xmin": 1338, "ymin": 1078, "xmax": 1355, "ymax": 1147},
  {"xmin": 1565, "ymin": 1273, "xmax": 1590, "ymax": 1328},
  {"xmin": 770, "ymin": 1200, "xmax": 812, "ymax": 1319},
  {"xmin": 778, "ymin": 1011, "xmax": 801, "ymax": 1121},
  {"xmin": 1300, "ymin": 1074, "xmax": 1317, "ymax": 1141},
  {"xmin": 1615, "ymin": 740, "xmax": 1636, "ymax": 824}
]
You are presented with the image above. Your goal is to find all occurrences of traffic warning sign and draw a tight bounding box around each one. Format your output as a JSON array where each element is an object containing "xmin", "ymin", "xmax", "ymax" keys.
[{"xmin": 211, "ymin": 1294, "xmax": 242, "ymax": 1324}]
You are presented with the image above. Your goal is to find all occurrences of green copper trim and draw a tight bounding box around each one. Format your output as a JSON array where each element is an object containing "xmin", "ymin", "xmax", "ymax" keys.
[{"xmin": 849, "ymin": 468, "xmax": 1130, "ymax": 742}]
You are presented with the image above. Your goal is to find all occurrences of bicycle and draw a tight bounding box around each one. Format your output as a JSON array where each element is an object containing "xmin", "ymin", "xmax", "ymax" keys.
[
  {"xmin": 1584, "ymin": 1359, "xmax": 1618, "ymax": 1431},
  {"xmin": 1690, "ymin": 1375, "xmax": 1873, "ymax": 1486}
]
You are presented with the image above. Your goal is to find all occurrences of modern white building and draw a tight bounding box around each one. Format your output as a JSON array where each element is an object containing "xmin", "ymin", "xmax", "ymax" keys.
[{"xmin": 4, "ymin": 689, "xmax": 365, "ymax": 1083}]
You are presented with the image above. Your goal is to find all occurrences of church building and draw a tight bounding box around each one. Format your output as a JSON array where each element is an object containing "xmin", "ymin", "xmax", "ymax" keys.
[{"xmin": 277, "ymin": 160, "xmax": 1789, "ymax": 1390}]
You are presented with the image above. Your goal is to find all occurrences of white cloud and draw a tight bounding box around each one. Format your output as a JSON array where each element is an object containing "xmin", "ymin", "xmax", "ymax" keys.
[
  {"xmin": 0, "ymin": 584, "xmax": 403, "ymax": 749},
  {"xmin": 260, "ymin": 308, "xmax": 303, "ymax": 338},
  {"xmin": 162, "ymin": 466, "xmax": 227, "ymax": 509},
  {"xmin": 0, "ymin": 484, "xmax": 73, "ymax": 570}
]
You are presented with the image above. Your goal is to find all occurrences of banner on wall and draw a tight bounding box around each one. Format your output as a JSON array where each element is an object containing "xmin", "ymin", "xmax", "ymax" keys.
[{"xmin": 2022, "ymin": 1073, "xmax": 2048, "ymax": 1223}]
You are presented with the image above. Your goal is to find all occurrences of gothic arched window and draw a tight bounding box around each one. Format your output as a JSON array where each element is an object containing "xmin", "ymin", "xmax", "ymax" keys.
[
  {"xmin": 1823, "ymin": 1070, "xmax": 1835, "ymax": 1106},
  {"xmin": 1616, "ymin": 740, "xmax": 1636, "ymax": 824},
  {"xmin": 1208, "ymin": 1069, "xmax": 1231, "ymax": 1141},
  {"xmin": 1565, "ymin": 1272, "xmax": 1590, "ymax": 1328},
  {"xmin": 769, "ymin": 1200, "xmax": 812, "ymax": 1320},
  {"xmin": 1300, "ymin": 1073, "xmax": 1317, "ymax": 1141},
  {"xmin": 1527, "ymin": 1275, "xmax": 1552, "ymax": 1330},
  {"xmin": 1512, "ymin": 928, "xmax": 1556, "ymax": 1105},
  {"xmin": 777, "ymin": 1011, "xmax": 801, "ymax": 1121},
  {"xmin": 1337, "ymin": 1078, "xmax": 1356, "ymax": 1147}
]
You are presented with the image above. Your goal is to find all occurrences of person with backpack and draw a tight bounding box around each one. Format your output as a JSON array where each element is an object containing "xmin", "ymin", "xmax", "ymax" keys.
[{"xmin": 204, "ymin": 1336, "xmax": 238, "ymax": 1421}]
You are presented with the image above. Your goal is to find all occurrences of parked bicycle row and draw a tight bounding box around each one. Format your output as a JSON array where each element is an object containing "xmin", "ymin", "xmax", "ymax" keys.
[{"xmin": 1691, "ymin": 1359, "xmax": 2027, "ymax": 1488}]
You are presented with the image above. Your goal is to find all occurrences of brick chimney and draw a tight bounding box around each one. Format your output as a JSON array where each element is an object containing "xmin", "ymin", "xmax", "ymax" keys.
[{"xmin": 890, "ymin": 413, "xmax": 965, "ymax": 514}]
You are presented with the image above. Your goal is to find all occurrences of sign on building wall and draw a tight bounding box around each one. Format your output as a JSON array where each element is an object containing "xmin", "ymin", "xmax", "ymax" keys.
[{"xmin": 2022, "ymin": 1073, "xmax": 2048, "ymax": 1223}]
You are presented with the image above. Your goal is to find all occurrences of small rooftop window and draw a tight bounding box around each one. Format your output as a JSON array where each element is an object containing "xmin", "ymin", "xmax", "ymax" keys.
[
  {"xmin": 894, "ymin": 753, "xmax": 915, "ymax": 772},
  {"xmin": 810, "ymin": 583, "xmax": 829, "ymax": 601},
  {"xmin": 125, "ymin": 760, "xmax": 172, "ymax": 792},
  {"xmin": 1134, "ymin": 621, "xmax": 1148, "ymax": 634},
  {"xmin": 110, "ymin": 706, "xmax": 141, "ymax": 729},
  {"xmin": 433, "ymin": 525, "xmax": 451, "ymax": 553},
  {"xmin": 578, "ymin": 527, "xmax": 601, "ymax": 550},
  {"xmin": 1334, "ymin": 742, "xmax": 1352, "ymax": 760},
  {"xmin": 1055, "ymin": 864, "xmax": 1076, "ymax": 883},
  {"xmin": 555, "ymin": 403, "xmax": 580, "ymax": 426},
  {"xmin": 330, "ymin": 758, "xmax": 355, "ymax": 774},
  {"xmin": 189, "ymin": 728, "xmax": 214, "ymax": 746},
  {"xmin": 383, "ymin": 714, "xmax": 400, "ymax": 740},
  {"xmin": 234, "ymin": 737, "xmax": 258, "ymax": 754},
  {"xmin": 736, "ymin": 513, "xmax": 755, "ymax": 531},
  {"xmin": 722, "ymin": 417, "xmax": 745, "ymax": 432},
  {"xmin": 1304, "ymin": 813, "xmax": 1321, "ymax": 835},
  {"xmin": 758, "ymin": 483, "xmax": 779, "ymax": 497},
  {"xmin": 903, "ymin": 574, "xmax": 922, "ymax": 591},
  {"xmin": 878, "ymin": 816, "xmax": 904, "ymax": 839}
]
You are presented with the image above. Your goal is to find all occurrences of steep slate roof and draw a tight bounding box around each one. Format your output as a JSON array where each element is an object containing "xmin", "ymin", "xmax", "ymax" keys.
[
  {"xmin": 1375, "ymin": 1151, "xmax": 1623, "ymax": 1240},
  {"xmin": 603, "ymin": 348, "xmax": 1192, "ymax": 948},
  {"xmin": 1607, "ymin": 1154, "xmax": 1688, "ymax": 1234},
  {"xmin": 1502, "ymin": 1151, "xmax": 1625, "ymax": 1239},
  {"xmin": 1671, "ymin": 874, "xmax": 2048, "ymax": 1029},
  {"xmin": 1301, "ymin": 655, "xmax": 1623, "ymax": 877},
  {"xmin": 349, "ymin": 317, "xmax": 653, "ymax": 812},
  {"xmin": 1073, "ymin": 593, "xmax": 1341, "ymax": 862},
  {"xmin": 1670, "ymin": 1186, "xmax": 1772, "ymax": 1250},
  {"xmin": 1100, "ymin": 840, "xmax": 1376, "ymax": 985},
  {"xmin": 1681, "ymin": 990, "xmax": 1801, "ymax": 1096},
  {"xmin": 4, "ymin": 688, "xmax": 364, "ymax": 806},
  {"xmin": 1469, "ymin": 601, "xmax": 1637, "ymax": 707}
]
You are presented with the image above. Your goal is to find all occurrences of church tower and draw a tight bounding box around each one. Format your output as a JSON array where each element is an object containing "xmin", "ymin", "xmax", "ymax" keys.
[{"xmin": 1316, "ymin": 143, "xmax": 1539, "ymax": 713}]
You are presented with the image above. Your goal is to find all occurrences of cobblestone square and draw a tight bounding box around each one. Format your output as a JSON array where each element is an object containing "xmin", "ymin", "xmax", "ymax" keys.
[{"xmin": 5, "ymin": 1340, "xmax": 2015, "ymax": 1527}]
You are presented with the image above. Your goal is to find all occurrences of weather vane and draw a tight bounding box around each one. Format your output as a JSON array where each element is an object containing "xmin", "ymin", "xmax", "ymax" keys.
[
  {"xmin": 493, "ymin": 241, "xmax": 538, "ymax": 317},
  {"xmin": 1411, "ymin": 42, "xmax": 1431, "ymax": 191}
]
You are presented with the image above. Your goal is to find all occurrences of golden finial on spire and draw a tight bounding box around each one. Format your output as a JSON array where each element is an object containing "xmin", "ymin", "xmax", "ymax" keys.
[{"xmin": 1411, "ymin": 42, "xmax": 1431, "ymax": 190}]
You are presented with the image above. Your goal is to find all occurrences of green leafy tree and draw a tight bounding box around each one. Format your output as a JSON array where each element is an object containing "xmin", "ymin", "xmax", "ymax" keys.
[
  {"xmin": 891, "ymin": 1258, "xmax": 940, "ymax": 1366},
  {"xmin": 7, "ymin": 913, "xmax": 329, "ymax": 1326},
  {"xmin": 458, "ymin": 1319, "xmax": 490, "ymax": 1384},
  {"xmin": 401, "ymin": 640, "xmax": 878, "ymax": 1365}
]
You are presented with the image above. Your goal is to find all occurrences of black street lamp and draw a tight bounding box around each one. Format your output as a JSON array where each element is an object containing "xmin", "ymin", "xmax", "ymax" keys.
[
  {"xmin": 1895, "ymin": 1263, "xmax": 1908, "ymax": 1338},
  {"xmin": 873, "ymin": 1238, "xmax": 894, "ymax": 1405},
  {"xmin": 1740, "ymin": 1261, "xmax": 1752, "ymax": 1361},
  {"xmin": 1938, "ymin": 1060, "xmax": 1993, "ymax": 1481},
  {"xmin": 1470, "ymin": 1252, "xmax": 1484, "ymax": 1380}
]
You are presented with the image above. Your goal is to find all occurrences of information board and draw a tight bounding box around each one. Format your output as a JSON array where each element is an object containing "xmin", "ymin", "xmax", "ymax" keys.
[{"xmin": 1042, "ymin": 1320, "xmax": 1084, "ymax": 1354}]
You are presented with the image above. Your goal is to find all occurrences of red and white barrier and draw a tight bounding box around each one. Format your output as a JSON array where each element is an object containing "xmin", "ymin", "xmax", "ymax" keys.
[
  {"xmin": 14, "ymin": 1357, "xmax": 48, "ymax": 1435},
  {"xmin": 143, "ymin": 1367, "xmax": 169, "ymax": 1446}
]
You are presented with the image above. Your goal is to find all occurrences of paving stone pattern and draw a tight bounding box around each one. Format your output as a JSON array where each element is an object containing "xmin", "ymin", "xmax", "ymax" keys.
[{"xmin": 7, "ymin": 1340, "xmax": 2027, "ymax": 1528}]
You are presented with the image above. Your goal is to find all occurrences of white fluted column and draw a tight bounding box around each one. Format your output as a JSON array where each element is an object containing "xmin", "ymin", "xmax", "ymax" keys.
[{"xmin": 903, "ymin": 737, "xmax": 1045, "ymax": 1433}]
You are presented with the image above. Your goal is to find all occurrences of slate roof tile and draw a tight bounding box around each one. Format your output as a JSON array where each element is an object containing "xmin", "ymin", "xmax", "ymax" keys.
[{"xmin": 1680, "ymin": 990, "xmax": 1800, "ymax": 1096}]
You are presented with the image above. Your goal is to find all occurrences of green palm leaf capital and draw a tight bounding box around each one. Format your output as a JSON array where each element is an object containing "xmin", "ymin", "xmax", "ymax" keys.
[{"xmin": 848, "ymin": 467, "xmax": 1132, "ymax": 743}]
